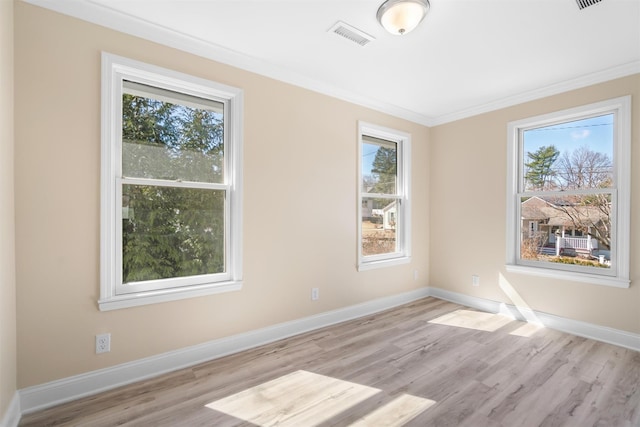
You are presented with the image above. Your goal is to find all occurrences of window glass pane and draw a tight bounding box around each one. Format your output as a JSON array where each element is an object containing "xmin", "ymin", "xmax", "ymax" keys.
[
  {"xmin": 361, "ymin": 198, "xmax": 398, "ymax": 256},
  {"xmin": 522, "ymin": 114, "xmax": 613, "ymax": 191},
  {"xmin": 122, "ymin": 85, "xmax": 224, "ymax": 183},
  {"xmin": 519, "ymin": 194, "xmax": 611, "ymax": 269},
  {"xmin": 362, "ymin": 135, "xmax": 397, "ymax": 194},
  {"xmin": 122, "ymin": 185, "xmax": 225, "ymax": 284}
]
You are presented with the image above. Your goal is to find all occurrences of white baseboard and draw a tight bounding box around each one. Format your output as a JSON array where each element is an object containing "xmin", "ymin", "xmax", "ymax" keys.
[
  {"xmin": 19, "ymin": 287, "xmax": 430, "ymax": 414},
  {"xmin": 17, "ymin": 285, "xmax": 639, "ymax": 418},
  {"xmin": 428, "ymin": 286, "xmax": 640, "ymax": 352},
  {"xmin": 0, "ymin": 392, "xmax": 21, "ymax": 427}
]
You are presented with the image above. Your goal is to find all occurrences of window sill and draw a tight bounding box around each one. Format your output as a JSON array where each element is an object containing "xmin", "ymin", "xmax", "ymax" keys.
[
  {"xmin": 358, "ymin": 256, "xmax": 410, "ymax": 272},
  {"xmin": 99, "ymin": 281, "xmax": 243, "ymax": 311},
  {"xmin": 505, "ymin": 264, "xmax": 629, "ymax": 288}
]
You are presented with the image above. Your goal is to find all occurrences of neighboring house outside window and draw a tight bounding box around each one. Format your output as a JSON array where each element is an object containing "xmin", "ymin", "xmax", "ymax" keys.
[
  {"xmin": 100, "ymin": 53, "xmax": 243, "ymax": 310},
  {"xmin": 358, "ymin": 122, "xmax": 411, "ymax": 270},
  {"xmin": 506, "ymin": 96, "xmax": 631, "ymax": 288}
]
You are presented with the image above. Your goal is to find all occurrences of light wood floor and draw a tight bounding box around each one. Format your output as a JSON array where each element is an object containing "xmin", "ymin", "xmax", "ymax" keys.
[{"xmin": 20, "ymin": 297, "xmax": 640, "ymax": 426}]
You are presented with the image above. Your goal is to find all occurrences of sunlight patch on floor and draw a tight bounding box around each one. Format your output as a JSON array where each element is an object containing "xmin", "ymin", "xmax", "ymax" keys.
[
  {"xmin": 349, "ymin": 394, "xmax": 436, "ymax": 427},
  {"xmin": 428, "ymin": 309, "xmax": 513, "ymax": 332},
  {"xmin": 205, "ymin": 370, "xmax": 435, "ymax": 426},
  {"xmin": 509, "ymin": 322, "xmax": 544, "ymax": 337}
]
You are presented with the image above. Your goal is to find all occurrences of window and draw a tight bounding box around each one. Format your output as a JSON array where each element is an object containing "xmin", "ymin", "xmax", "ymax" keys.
[
  {"xmin": 358, "ymin": 122, "xmax": 411, "ymax": 270},
  {"xmin": 100, "ymin": 53, "xmax": 243, "ymax": 310},
  {"xmin": 506, "ymin": 96, "xmax": 630, "ymax": 288}
]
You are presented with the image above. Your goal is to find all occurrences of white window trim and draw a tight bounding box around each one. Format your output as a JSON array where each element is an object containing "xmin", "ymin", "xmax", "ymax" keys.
[
  {"xmin": 357, "ymin": 122, "xmax": 411, "ymax": 271},
  {"xmin": 506, "ymin": 96, "xmax": 631, "ymax": 288},
  {"xmin": 99, "ymin": 52, "xmax": 243, "ymax": 311}
]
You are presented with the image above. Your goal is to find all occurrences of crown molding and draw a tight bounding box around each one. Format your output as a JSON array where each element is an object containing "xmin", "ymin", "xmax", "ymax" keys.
[
  {"xmin": 22, "ymin": 0, "xmax": 433, "ymax": 126},
  {"xmin": 429, "ymin": 61, "xmax": 640, "ymax": 126},
  {"xmin": 21, "ymin": 1, "xmax": 640, "ymax": 128}
]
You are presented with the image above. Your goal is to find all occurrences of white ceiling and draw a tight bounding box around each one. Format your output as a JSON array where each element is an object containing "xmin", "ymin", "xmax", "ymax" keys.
[{"xmin": 26, "ymin": 0, "xmax": 640, "ymax": 125}]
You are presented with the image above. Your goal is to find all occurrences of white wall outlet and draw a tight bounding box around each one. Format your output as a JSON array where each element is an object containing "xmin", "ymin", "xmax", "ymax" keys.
[
  {"xmin": 96, "ymin": 333, "xmax": 111, "ymax": 354},
  {"xmin": 472, "ymin": 275, "xmax": 480, "ymax": 287},
  {"xmin": 413, "ymin": 270, "xmax": 419, "ymax": 281},
  {"xmin": 311, "ymin": 288, "xmax": 319, "ymax": 301}
]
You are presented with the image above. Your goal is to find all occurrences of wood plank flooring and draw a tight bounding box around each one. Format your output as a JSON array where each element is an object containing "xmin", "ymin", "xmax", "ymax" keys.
[{"xmin": 20, "ymin": 297, "xmax": 640, "ymax": 427}]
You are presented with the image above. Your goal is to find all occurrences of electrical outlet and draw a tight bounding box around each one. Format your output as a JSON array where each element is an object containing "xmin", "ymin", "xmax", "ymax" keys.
[
  {"xmin": 413, "ymin": 270, "xmax": 419, "ymax": 281},
  {"xmin": 96, "ymin": 333, "xmax": 111, "ymax": 354},
  {"xmin": 311, "ymin": 288, "xmax": 319, "ymax": 301},
  {"xmin": 472, "ymin": 275, "xmax": 480, "ymax": 287}
]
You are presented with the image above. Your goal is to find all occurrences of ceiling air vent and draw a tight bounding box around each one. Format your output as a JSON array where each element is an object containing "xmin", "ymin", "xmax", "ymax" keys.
[
  {"xmin": 329, "ymin": 21, "xmax": 375, "ymax": 47},
  {"xmin": 575, "ymin": 0, "xmax": 603, "ymax": 10}
]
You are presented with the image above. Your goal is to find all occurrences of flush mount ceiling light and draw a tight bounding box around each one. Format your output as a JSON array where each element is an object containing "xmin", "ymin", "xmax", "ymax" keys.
[{"xmin": 377, "ymin": 0, "xmax": 430, "ymax": 35}]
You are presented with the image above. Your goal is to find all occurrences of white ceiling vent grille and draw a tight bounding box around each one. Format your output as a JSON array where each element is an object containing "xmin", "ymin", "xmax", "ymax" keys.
[
  {"xmin": 576, "ymin": 0, "xmax": 603, "ymax": 10},
  {"xmin": 329, "ymin": 22, "xmax": 375, "ymax": 47}
]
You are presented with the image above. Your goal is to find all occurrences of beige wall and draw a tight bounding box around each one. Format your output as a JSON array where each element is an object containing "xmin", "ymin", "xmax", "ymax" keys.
[
  {"xmin": 0, "ymin": 0, "xmax": 17, "ymax": 419},
  {"xmin": 12, "ymin": 0, "xmax": 638, "ymax": 394},
  {"xmin": 14, "ymin": 3, "xmax": 430, "ymax": 388},
  {"xmin": 430, "ymin": 74, "xmax": 640, "ymax": 334}
]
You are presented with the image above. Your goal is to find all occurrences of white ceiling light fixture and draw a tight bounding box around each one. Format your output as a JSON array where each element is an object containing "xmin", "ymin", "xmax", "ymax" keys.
[{"xmin": 377, "ymin": 0, "xmax": 430, "ymax": 36}]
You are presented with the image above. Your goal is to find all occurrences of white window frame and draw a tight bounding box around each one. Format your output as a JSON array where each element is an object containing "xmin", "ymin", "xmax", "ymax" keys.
[
  {"xmin": 100, "ymin": 53, "xmax": 243, "ymax": 310},
  {"xmin": 506, "ymin": 96, "xmax": 630, "ymax": 288},
  {"xmin": 358, "ymin": 122, "xmax": 411, "ymax": 271}
]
